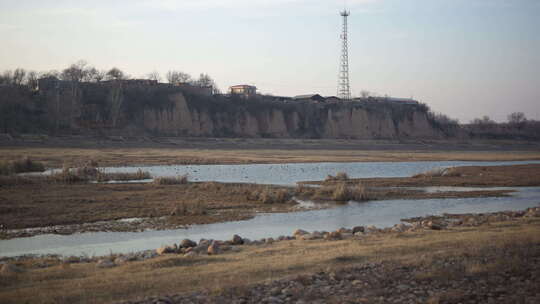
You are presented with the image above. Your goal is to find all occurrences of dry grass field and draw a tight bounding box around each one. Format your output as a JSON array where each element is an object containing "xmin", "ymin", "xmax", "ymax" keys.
[{"xmin": 1, "ymin": 147, "xmax": 540, "ymax": 168}]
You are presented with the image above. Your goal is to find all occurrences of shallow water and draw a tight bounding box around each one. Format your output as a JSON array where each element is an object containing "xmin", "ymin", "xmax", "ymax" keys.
[
  {"xmin": 94, "ymin": 160, "xmax": 540, "ymax": 185},
  {"xmin": 1, "ymin": 187, "xmax": 538, "ymax": 258}
]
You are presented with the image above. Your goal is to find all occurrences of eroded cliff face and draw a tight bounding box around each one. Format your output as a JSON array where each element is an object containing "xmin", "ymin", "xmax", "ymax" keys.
[{"xmin": 141, "ymin": 93, "xmax": 443, "ymax": 139}]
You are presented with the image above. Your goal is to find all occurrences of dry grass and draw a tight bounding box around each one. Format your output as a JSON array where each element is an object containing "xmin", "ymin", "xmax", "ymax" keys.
[
  {"xmin": 1, "ymin": 218, "xmax": 538, "ymax": 304},
  {"xmin": 153, "ymin": 175, "xmax": 188, "ymax": 185},
  {"xmin": 331, "ymin": 183, "xmax": 369, "ymax": 201},
  {"xmin": 0, "ymin": 181, "xmax": 296, "ymax": 230},
  {"xmin": 251, "ymin": 187, "xmax": 293, "ymax": 204},
  {"xmin": 308, "ymin": 183, "xmax": 373, "ymax": 202},
  {"xmin": 1, "ymin": 147, "xmax": 539, "ymax": 168},
  {"xmin": 0, "ymin": 157, "xmax": 45, "ymax": 175}
]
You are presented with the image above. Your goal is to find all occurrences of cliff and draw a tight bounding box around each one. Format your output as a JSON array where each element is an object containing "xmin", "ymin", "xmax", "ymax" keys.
[
  {"xmin": 0, "ymin": 84, "xmax": 444, "ymax": 139},
  {"xmin": 141, "ymin": 92, "xmax": 442, "ymax": 139}
]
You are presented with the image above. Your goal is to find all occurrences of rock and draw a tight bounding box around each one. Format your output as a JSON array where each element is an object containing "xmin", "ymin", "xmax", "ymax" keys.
[
  {"xmin": 265, "ymin": 237, "xmax": 275, "ymax": 244},
  {"xmin": 391, "ymin": 223, "xmax": 410, "ymax": 233},
  {"xmin": 96, "ymin": 259, "xmax": 115, "ymax": 268},
  {"xmin": 114, "ymin": 256, "xmax": 129, "ymax": 265},
  {"xmin": 231, "ymin": 234, "xmax": 244, "ymax": 245},
  {"xmin": 180, "ymin": 239, "xmax": 197, "ymax": 248},
  {"xmin": 324, "ymin": 231, "xmax": 342, "ymax": 240},
  {"xmin": 338, "ymin": 227, "xmax": 351, "ymax": 234},
  {"xmin": 352, "ymin": 226, "xmax": 365, "ymax": 234},
  {"xmin": 193, "ymin": 244, "xmax": 210, "ymax": 254},
  {"xmin": 208, "ymin": 241, "xmax": 221, "ymax": 255},
  {"xmin": 365, "ymin": 225, "xmax": 378, "ymax": 234},
  {"xmin": 156, "ymin": 245, "xmax": 177, "ymax": 255},
  {"xmin": 184, "ymin": 251, "xmax": 197, "ymax": 257},
  {"xmin": 0, "ymin": 263, "xmax": 25, "ymax": 274},
  {"xmin": 242, "ymin": 238, "xmax": 252, "ymax": 245},
  {"xmin": 293, "ymin": 229, "xmax": 309, "ymax": 236},
  {"xmin": 199, "ymin": 239, "xmax": 211, "ymax": 246},
  {"xmin": 64, "ymin": 256, "xmax": 80, "ymax": 264}
]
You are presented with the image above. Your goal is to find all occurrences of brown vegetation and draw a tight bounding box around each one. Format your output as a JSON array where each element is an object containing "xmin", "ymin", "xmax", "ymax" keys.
[
  {"xmin": 0, "ymin": 157, "xmax": 44, "ymax": 175},
  {"xmin": 1, "ymin": 146, "xmax": 540, "ymax": 169},
  {"xmin": 153, "ymin": 175, "xmax": 188, "ymax": 185},
  {"xmin": 0, "ymin": 181, "xmax": 296, "ymax": 231}
]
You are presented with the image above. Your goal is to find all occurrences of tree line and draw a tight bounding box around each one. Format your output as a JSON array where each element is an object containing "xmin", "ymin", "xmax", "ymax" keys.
[{"xmin": 0, "ymin": 60, "xmax": 220, "ymax": 94}]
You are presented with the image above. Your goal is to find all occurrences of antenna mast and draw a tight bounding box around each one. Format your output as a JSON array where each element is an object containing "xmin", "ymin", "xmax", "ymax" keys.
[{"xmin": 338, "ymin": 9, "xmax": 351, "ymax": 100}]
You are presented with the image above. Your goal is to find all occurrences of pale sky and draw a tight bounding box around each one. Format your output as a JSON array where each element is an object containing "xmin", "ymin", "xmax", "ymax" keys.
[{"xmin": 1, "ymin": 0, "xmax": 539, "ymax": 122}]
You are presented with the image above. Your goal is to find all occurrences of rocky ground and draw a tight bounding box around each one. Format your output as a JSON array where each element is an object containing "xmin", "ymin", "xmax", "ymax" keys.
[
  {"xmin": 116, "ymin": 207, "xmax": 540, "ymax": 304},
  {"xmin": 124, "ymin": 256, "xmax": 540, "ymax": 304}
]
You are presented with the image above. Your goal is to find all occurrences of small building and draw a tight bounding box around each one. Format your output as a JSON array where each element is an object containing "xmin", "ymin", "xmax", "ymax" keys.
[
  {"xmin": 293, "ymin": 94, "xmax": 326, "ymax": 103},
  {"xmin": 229, "ymin": 84, "xmax": 257, "ymax": 98}
]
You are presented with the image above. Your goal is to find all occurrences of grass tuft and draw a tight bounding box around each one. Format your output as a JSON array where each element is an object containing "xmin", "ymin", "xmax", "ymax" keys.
[{"xmin": 153, "ymin": 174, "xmax": 188, "ymax": 185}]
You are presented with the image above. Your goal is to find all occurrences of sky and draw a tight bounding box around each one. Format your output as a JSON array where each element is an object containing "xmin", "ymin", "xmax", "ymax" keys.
[{"xmin": 1, "ymin": 0, "xmax": 539, "ymax": 122}]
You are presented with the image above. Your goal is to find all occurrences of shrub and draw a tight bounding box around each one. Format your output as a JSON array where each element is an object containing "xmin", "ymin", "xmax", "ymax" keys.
[
  {"xmin": 97, "ymin": 169, "xmax": 152, "ymax": 182},
  {"xmin": 332, "ymin": 183, "xmax": 351, "ymax": 201},
  {"xmin": 325, "ymin": 172, "xmax": 349, "ymax": 182},
  {"xmin": 0, "ymin": 157, "xmax": 45, "ymax": 175},
  {"xmin": 331, "ymin": 183, "xmax": 371, "ymax": 202},
  {"xmin": 153, "ymin": 174, "xmax": 188, "ymax": 185},
  {"xmin": 255, "ymin": 187, "xmax": 292, "ymax": 204}
]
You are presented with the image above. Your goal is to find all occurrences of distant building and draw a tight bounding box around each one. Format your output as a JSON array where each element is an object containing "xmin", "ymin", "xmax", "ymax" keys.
[
  {"xmin": 382, "ymin": 97, "xmax": 419, "ymax": 105},
  {"xmin": 229, "ymin": 85, "xmax": 257, "ymax": 98},
  {"xmin": 293, "ymin": 94, "xmax": 326, "ymax": 103},
  {"xmin": 101, "ymin": 79, "xmax": 158, "ymax": 86}
]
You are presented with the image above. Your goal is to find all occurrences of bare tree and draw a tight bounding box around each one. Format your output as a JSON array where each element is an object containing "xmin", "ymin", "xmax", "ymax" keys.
[
  {"xmin": 507, "ymin": 112, "xmax": 527, "ymax": 125},
  {"xmin": 25, "ymin": 71, "xmax": 39, "ymax": 90},
  {"xmin": 166, "ymin": 70, "xmax": 192, "ymax": 85},
  {"xmin": 0, "ymin": 70, "xmax": 13, "ymax": 85},
  {"xmin": 147, "ymin": 71, "xmax": 161, "ymax": 82},
  {"xmin": 39, "ymin": 70, "xmax": 61, "ymax": 79},
  {"xmin": 106, "ymin": 67, "xmax": 125, "ymax": 81},
  {"xmin": 61, "ymin": 60, "xmax": 88, "ymax": 83},
  {"xmin": 359, "ymin": 90, "xmax": 371, "ymax": 98},
  {"xmin": 196, "ymin": 73, "xmax": 219, "ymax": 94},
  {"xmin": 471, "ymin": 115, "xmax": 495, "ymax": 125},
  {"xmin": 12, "ymin": 68, "xmax": 26, "ymax": 85}
]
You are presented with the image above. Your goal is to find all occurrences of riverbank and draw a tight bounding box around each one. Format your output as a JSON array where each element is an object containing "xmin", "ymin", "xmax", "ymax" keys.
[
  {"xmin": 1, "ymin": 208, "xmax": 539, "ymax": 304},
  {"xmin": 1, "ymin": 138, "xmax": 540, "ymax": 168}
]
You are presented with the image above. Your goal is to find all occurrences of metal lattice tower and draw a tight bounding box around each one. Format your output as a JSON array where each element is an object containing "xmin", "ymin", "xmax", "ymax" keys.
[{"xmin": 338, "ymin": 10, "xmax": 351, "ymax": 100}]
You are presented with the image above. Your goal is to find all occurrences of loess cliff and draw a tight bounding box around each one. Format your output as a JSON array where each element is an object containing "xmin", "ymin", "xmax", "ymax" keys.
[{"xmin": 0, "ymin": 84, "xmax": 444, "ymax": 139}]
